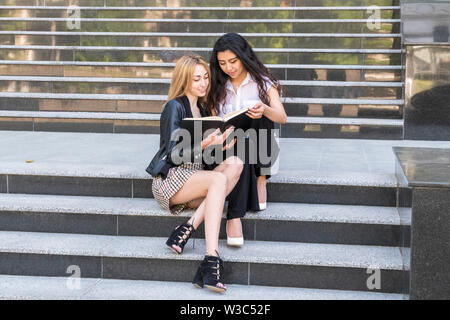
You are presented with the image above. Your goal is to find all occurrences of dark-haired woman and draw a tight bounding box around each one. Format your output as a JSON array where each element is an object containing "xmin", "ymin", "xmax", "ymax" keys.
[{"xmin": 207, "ymin": 33, "xmax": 287, "ymax": 247}]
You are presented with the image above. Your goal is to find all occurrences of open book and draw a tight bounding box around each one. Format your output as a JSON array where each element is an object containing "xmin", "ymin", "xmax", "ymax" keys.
[{"xmin": 181, "ymin": 107, "xmax": 252, "ymax": 136}]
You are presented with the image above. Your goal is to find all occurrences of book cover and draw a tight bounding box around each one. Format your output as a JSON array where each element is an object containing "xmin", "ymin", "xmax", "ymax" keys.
[{"xmin": 180, "ymin": 107, "xmax": 252, "ymax": 137}]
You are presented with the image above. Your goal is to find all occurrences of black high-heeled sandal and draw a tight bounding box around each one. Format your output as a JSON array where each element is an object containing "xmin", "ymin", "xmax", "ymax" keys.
[
  {"xmin": 165, "ymin": 221, "xmax": 195, "ymax": 254},
  {"xmin": 192, "ymin": 251, "xmax": 226, "ymax": 293}
]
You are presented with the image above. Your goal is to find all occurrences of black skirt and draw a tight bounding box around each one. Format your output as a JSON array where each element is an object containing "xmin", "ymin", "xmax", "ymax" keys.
[{"xmin": 226, "ymin": 116, "xmax": 278, "ymax": 220}]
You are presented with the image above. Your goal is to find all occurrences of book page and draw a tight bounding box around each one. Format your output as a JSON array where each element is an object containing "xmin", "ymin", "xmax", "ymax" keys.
[
  {"xmin": 184, "ymin": 116, "xmax": 223, "ymax": 121},
  {"xmin": 223, "ymin": 107, "xmax": 249, "ymax": 122}
]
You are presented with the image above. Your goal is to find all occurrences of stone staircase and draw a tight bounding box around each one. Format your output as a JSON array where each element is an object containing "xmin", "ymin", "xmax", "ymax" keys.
[
  {"xmin": 0, "ymin": 0, "xmax": 404, "ymax": 139},
  {"xmin": 0, "ymin": 0, "xmax": 411, "ymax": 300}
]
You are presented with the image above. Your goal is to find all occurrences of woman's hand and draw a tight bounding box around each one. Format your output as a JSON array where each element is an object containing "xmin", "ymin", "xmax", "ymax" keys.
[
  {"xmin": 246, "ymin": 102, "xmax": 266, "ymax": 119},
  {"xmin": 201, "ymin": 127, "xmax": 236, "ymax": 151}
]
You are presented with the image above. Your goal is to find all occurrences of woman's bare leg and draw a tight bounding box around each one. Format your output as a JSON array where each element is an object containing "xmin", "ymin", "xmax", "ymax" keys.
[
  {"xmin": 170, "ymin": 156, "xmax": 243, "ymax": 254},
  {"xmin": 180, "ymin": 156, "xmax": 243, "ymax": 230},
  {"xmin": 257, "ymin": 175, "xmax": 267, "ymax": 204}
]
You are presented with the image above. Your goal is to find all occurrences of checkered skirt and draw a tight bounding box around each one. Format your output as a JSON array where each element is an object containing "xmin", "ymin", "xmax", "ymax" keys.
[{"xmin": 152, "ymin": 162, "xmax": 203, "ymax": 215}]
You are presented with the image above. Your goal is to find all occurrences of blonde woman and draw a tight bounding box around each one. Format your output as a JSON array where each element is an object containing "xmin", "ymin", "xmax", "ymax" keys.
[{"xmin": 146, "ymin": 54, "xmax": 243, "ymax": 293}]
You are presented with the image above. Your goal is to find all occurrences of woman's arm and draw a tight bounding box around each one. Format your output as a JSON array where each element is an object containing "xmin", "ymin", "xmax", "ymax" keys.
[{"xmin": 246, "ymin": 85, "xmax": 287, "ymax": 124}]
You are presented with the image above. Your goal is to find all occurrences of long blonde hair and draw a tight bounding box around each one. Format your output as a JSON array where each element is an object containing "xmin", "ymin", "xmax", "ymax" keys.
[{"xmin": 167, "ymin": 54, "xmax": 211, "ymax": 103}]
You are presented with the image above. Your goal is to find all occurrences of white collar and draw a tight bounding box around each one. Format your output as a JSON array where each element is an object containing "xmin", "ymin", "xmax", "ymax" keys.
[{"xmin": 225, "ymin": 72, "xmax": 254, "ymax": 93}]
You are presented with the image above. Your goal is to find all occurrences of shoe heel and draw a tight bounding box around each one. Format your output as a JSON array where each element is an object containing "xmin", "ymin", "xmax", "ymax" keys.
[{"xmin": 192, "ymin": 267, "xmax": 203, "ymax": 289}]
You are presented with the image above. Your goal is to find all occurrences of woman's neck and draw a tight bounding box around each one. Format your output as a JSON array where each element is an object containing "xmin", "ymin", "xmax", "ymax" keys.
[
  {"xmin": 185, "ymin": 93, "xmax": 198, "ymax": 109},
  {"xmin": 230, "ymin": 70, "xmax": 248, "ymax": 88},
  {"xmin": 185, "ymin": 93, "xmax": 201, "ymax": 117}
]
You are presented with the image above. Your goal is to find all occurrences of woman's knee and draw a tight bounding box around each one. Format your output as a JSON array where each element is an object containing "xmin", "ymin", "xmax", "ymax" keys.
[
  {"xmin": 209, "ymin": 171, "xmax": 228, "ymax": 190},
  {"xmin": 225, "ymin": 156, "xmax": 244, "ymax": 176}
]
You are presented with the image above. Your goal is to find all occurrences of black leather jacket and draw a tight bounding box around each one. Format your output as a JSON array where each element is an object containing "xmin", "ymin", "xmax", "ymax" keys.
[{"xmin": 146, "ymin": 96, "xmax": 207, "ymax": 179}]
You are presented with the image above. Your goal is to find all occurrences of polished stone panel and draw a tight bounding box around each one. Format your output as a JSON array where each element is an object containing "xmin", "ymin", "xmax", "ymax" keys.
[
  {"xmin": 8, "ymin": 34, "xmax": 80, "ymax": 46},
  {"xmin": 250, "ymin": 263, "xmax": 407, "ymax": 293},
  {"xmin": 0, "ymin": 117, "xmax": 33, "ymax": 131},
  {"xmin": 64, "ymin": 65, "xmax": 174, "ymax": 79},
  {"xmin": 0, "ymin": 175, "xmax": 6, "ymax": 193},
  {"xmin": 267, "ymin": 182, "xmax": 396, "ymax": 206},
  {"xmin": 255, "ymin": 220, "xmax": 401, "ymax": 246},
  {"xmin": 231, "ymin": 0, "xmax": 295, "ymax": 6},
  {"xmin": 132, "ymin": 178, "xmax": 153, "ymax": 199},
  {"xmin": 0, "ymin": 211, "xmax": 117, "ymax": 236},
  {"xmin": 0, "ymin": 49, "xmax": 74, "ymax": 62},
  {"xmin": 102, "ymin": 257, "xmax": 248, "ymax": 285},
  {"xmin": 410, "ymin": 187, "xmax": 450, "ymax": 300},
  {"xmin": 34, "ymin": 118, "xmax": 114, "ymax": 133},
  {"xmin": 8, "ymin": 175, "xmax": 132, "ymax": 198},
  {"xmin": 1, "ymin": 19, "xmax": 400, "ymax": 34},
  {"xmin": 108, "ymin": 0, "xmax": 225, "ymax": 6},
  {"xmin": 0, "ymin": 64, "xmax": 402, "ymax": 82},
  {"xmin": 0, "ymin": 98, "xmax": 39, "ymax": 111},
  {"xmin": 39, "ymin": 99, "xmax": 117, "ymax": 112},
  {"xmin": 2, "ymin": 48, "xmax": 401, "ymax": 65},
  {"xmin": 117, "ymin": 100, "xmax": 163, "ymax": 113},
  {"xmin": 288, "ymin": 52, "xmax": 401, "ymax": 66},
  {"xmin": 48, "ymin": 81, "xmax": 168, "ymax": 95},
  {"xmin": 284, "ymin": 103, "xmax": 402, "ymax": 119},
  {"xmin": 0, "ymin": 0, "xmax": 45, "ymax": 5},
  {"xmin": 289, "ymin": 37, "xmax": 397, "ymax": 50},
  {"xmin": 394, "ymin": 147, "xmax": 450, "ymax": 299},
  {"xmin": 0, "ymin": 7, "xmax": 399, "ymax": 19},
  {"xmin": 0, "ymin": 79, "xmax": 401, "ymax": 99},
  {"xmin": 0, "ymin": 252, "xmax": 102, "ymax": 278},
  {"xmin": 0, "ymin": 64, "xmax": 65, "ymax": 77},
  {"xmin": 0, "ymin": 9, "xmax": 66, "ymax": 18},
  {"xmin": 393, "ymin": 147, "xmax": 450, "ymax": 188},
  {"xmin": 114, "ymin": 119, "xmax": 160, "ymax": 134},
  {"xmin": 404, "ymin": 45, "xmax": 450, "ymax": 140},
  {"xmin": 0, "ymin": 22, "xmax": 26, "ymax": 32},
  {"xmin": 286, "ymin": 86, "xmax": 401, "ymax": 100},
  {"xmin": 83, "ymin": 10, "xmax": 227, "ymax": 19},
  {"xmin": 281, "ymin": 123, "xmax": 403, "ymax": 140},
  {"xmin": 285, "ymin": 68, "xmax": 402, "ymax": 82},
  {"xmin": 402, "ymin": 1, "xmax": 450, "ymax": 44},
  {"xmin": 292, "ymin": 22, "xmax": 399, "ymax": 34},
  {"xmin": 44, "ymin": 0, "xmax": 105, "ymax": 5}
]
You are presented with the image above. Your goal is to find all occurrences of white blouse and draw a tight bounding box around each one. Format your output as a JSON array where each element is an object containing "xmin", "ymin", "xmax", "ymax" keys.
[{"xmin": 218, "ymin": 72, "xmax": 273, "ymax": 117}]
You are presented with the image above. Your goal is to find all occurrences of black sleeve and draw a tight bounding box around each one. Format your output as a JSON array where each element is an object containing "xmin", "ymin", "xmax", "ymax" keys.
[{"xmin": 162, "ymin": 100, "xmax": 202, "ymax": 165}]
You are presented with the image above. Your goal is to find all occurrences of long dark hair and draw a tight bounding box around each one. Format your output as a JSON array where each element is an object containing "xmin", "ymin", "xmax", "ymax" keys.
[{"xmin": 206, "ymin": 33, "xmax": 282, "ymax": 116}]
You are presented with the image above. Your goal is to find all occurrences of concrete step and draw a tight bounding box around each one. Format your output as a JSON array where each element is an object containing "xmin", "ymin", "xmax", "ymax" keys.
[
  {"xmin": 0, "ymin": 19, "xmax": 400, "ymax": 35},
  {"xmin": 0, "ymin": 8, "xmax": 399, "ymax": 21},
  {"xmin": 0, "ymin": 5, "xmax": 401, "ymax": 13},
  {"xmin": 0, "ymin": 31, "xmax": 400, "ymax": 50},
  {"xmin": 0, "ymin": 274, "xmax": 407, "ymax": 300},
  {"xmin": 0, "ymin": 161, "xmax": 400, "ymax": 205},
  {"xmin": 0, "ymin": 0, "xmax": 401, "ymax": 8},
  {"xmin": 0, "ymin": 76, "xmax": 403, "ymax": 101},
  {"xmin": 0, "ymin": 60, "xmax": 404, "ymax": 82},
  {"xmin": 0, "ymin": 131, "xmax": 403, "ymax": 205},
  {"xmin": 0, "ymin": 193, "xmax": 409, "ymax": 246},
  {"xmin": 0, "ymin": 230, "xmax": 409, "ymax": 293},
  {"xmin": 0, "ymin": 45, "xmax": 403, "ymax": 65},
  {"xmin": 0, "ymin": 75, "xmax": 404, "ymax": 86},
  {"xmin": 0, "ymin": 108, "xmax": 404, "ymax": 138}
]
